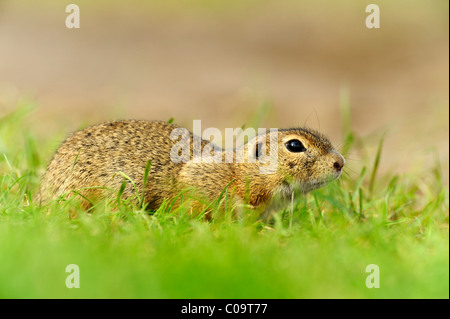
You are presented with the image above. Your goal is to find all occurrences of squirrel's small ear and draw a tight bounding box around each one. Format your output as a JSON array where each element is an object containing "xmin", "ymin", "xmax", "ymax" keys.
[{"xmin": 255, "ymin": 142, "xmax": 263, "ymax": 160}]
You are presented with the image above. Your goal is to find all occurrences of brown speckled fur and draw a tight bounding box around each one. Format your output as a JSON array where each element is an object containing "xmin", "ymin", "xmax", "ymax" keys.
[{"xmin": 36, "ymin": 120, "xmax": 344, "ymax": 215}]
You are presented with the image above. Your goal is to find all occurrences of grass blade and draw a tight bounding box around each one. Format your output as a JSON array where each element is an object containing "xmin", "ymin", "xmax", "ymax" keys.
[{"xmin": 369, "ymin": 133, "xmax": 385, "ymax": 197}]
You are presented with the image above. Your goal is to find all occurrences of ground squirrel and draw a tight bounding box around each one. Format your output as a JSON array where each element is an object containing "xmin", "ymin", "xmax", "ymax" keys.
[{"xmin": 36, "ymin": 120, "xmax": 345, "ymax": 217}]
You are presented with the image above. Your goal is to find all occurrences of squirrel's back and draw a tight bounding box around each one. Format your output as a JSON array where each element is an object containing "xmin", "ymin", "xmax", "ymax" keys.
[{"xmin": 37, "ymin": 120, "xmax": 196, "ymax": 209}]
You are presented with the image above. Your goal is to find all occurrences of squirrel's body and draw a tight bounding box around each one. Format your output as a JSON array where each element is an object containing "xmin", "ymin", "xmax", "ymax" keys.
[{"xmin": 37, "ymin": 120, "xmax": 344, "ymax": 216}]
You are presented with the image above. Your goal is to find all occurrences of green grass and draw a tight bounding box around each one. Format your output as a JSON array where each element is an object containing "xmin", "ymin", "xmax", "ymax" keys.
[{"xmin": 0, "ymin": 102, "xmax": 448, "ymax": 299}]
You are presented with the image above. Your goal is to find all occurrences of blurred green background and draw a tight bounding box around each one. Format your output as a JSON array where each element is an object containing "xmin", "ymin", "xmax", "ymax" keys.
[
  {"xmin": 0, "ymin": 0, "xmax": 448, "ymax": 177},
  {"xmin": 0, "ymin": 0, "xmax": 448, "ymax": 299}
]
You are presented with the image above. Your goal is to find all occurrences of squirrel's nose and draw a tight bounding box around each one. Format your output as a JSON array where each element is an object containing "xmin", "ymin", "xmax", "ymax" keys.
[
  {"xmin": 334, "ymin": 161, "xmax": 343, "ymax": 171},
  {"xmin": 332, "ymin": 152, "xmax": 345, "ymax": 172}
]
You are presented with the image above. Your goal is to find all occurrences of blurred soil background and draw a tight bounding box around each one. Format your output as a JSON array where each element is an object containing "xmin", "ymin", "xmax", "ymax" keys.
[{"xmin": 0, "ymin": 0, "xmax": 448, "ymax": 179}]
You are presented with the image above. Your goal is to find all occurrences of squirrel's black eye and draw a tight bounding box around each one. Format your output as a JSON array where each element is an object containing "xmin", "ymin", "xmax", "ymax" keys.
[{"xmin": 285, "ymin": 139, "xmax": 306, "ymax": 153}]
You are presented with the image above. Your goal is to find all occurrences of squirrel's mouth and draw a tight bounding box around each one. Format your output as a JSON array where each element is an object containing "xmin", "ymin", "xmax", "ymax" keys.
[
  {"xmin": 275, "ymin": 180, "xmax": 323, "ymax": 197},
  {"xmin": 298, "ymin": 180, "xmax": 328, "ymax": 193},
  {"xmin": 291, "ymin": 175, "xmax": 339, "ymax": 193},
  {"xmin": 276, "ymin": 173, "xmax": 339, "ymax": 198}
]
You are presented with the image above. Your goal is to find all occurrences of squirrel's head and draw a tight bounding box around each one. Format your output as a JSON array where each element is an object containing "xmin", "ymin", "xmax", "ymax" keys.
[
  {"xmin": 275, "ymin": 128, "xmax": 344, "ymax": 193},
  {"xmin": 248, "ymin": 128, "xmax": 345, "ymax": 194}
]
